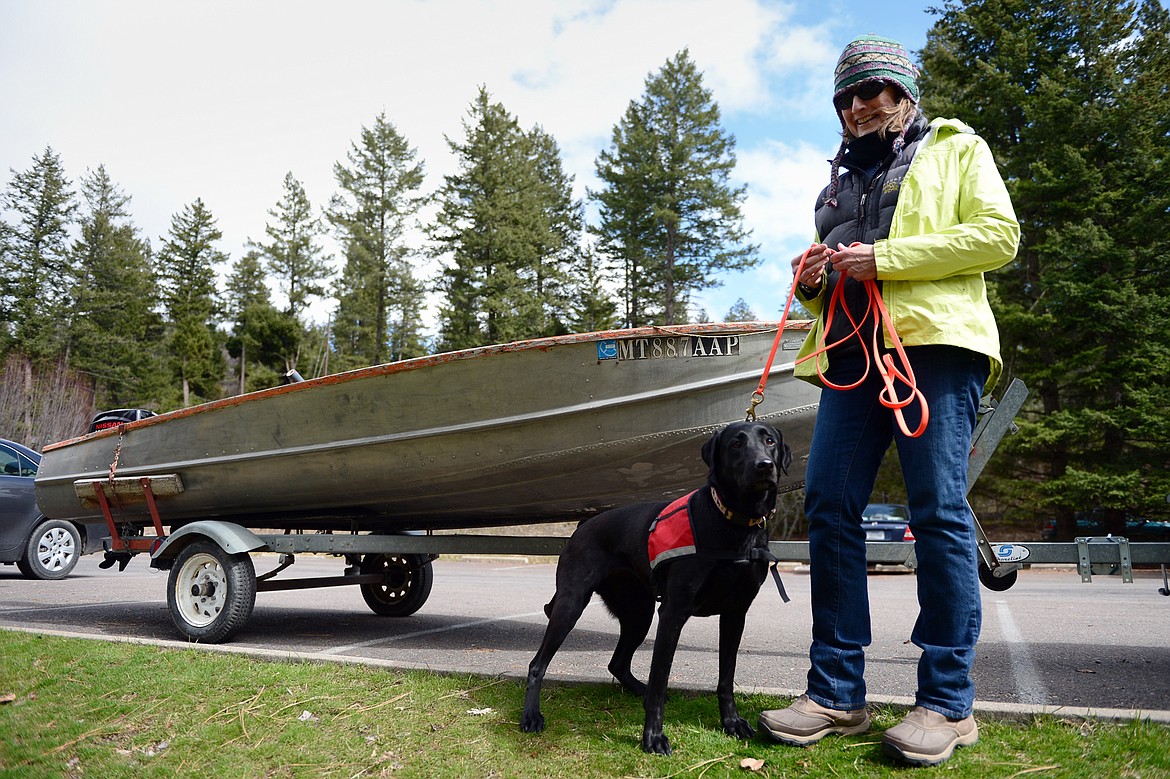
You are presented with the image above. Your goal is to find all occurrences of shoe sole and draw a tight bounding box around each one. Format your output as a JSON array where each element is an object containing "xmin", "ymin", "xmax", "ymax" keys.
[
  {"xmin": 881, "ymin": 732, "xmax": 979, "ymax": 766},
  {"xmin": 759, "ymin": 718, "xmax": 871, "ymax": 747}
]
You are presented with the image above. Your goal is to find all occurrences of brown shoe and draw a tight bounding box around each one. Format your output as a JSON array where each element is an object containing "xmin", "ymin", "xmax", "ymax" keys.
[
  {"xmin": 881, "ymin": 707, "xmax": 979, "ymax": 766},
  {"xmin": 758, "ymin": 694, "xmax": 871, "ymax": 746}
]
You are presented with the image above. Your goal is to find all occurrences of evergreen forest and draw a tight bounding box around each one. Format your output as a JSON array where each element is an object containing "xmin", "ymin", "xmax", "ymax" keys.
[{"xmin": 2, "ymin": 1, "xmax": 1168, "ymax": 536}]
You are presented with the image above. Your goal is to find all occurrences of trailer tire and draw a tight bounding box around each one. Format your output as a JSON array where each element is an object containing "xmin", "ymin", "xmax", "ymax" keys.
[
  {"xmin": 359, "ymin": 553, "xmax": 433, "ymax": 617},
  {"xmin": 167, "ymin": 540, "xmax": 256, "ymax": 643}
]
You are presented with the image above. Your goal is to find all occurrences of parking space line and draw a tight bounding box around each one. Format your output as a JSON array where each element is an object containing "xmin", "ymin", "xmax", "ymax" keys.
[
  {"xmin": 325, "ymin": 599, "xmax": 602, "ymax": 655},
  {"xmin": 0, "ymin": 599, "xmax": 163, "ymax": 614},
  {"xmin": 327, "ymin": 610, "xmax": 548, "ymax": 654},
  {"xmin": 995, "ymin": 599, "xmax": 1049, "ymax": 706}
]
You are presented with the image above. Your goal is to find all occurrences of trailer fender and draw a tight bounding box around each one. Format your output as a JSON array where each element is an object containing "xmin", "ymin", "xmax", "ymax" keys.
[{"xmin": 150, "ymin": 522, "xmax": 268, "ymax": 569}]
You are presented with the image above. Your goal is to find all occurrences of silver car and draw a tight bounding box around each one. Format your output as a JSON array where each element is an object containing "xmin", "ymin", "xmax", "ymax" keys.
[{"xmin": 0, "ymin": 438, "xmax": 106, "ymax": 579}]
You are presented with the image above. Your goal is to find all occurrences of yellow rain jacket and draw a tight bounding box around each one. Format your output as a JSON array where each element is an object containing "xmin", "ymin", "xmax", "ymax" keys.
[{"xmin": 794, "ymin": 117, "xmax": 1020, "ymax": 393}]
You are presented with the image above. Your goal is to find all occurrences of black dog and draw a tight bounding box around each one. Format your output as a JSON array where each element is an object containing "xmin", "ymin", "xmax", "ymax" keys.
[{"xmin": 520, "ymin": 421, "xmax": 792, "ymax": 755}]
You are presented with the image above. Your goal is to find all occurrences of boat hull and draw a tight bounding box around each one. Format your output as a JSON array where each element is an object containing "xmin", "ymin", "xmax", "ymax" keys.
[{"xmin": 36, "ymin": 323, "xmax": 818, "ymax": 531}]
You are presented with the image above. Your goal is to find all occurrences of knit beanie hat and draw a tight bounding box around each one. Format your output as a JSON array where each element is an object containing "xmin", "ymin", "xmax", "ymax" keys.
[
  {"xmin": 833, "ymin": 34, "xmax": 920, "ymax": 105},
  {"xmin": 824, "ymin": 34, "xmax": 920, "ymax": 208}
]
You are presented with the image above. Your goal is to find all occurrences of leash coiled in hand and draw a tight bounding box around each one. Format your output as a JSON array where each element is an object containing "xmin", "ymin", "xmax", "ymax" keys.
[{"xmin": 748, "ymin": 243, "xmax": 929, "ymax": 438}]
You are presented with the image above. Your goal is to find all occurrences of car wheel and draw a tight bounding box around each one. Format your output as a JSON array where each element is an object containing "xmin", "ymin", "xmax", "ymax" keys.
[{"xmin": 18, "ymin": 519, "xmax": 81, "ymax": 580}]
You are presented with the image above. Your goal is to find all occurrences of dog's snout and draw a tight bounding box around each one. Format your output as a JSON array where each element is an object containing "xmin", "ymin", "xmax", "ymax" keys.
[{"xmin": 756, "ymin": 457, "xmax": 777, "ymax": 474}]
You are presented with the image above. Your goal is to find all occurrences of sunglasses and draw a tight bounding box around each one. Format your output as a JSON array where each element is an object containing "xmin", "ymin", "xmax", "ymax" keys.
[{"xmin": 834, "ymin": 81, "xmax": 887, "ymax": 111}]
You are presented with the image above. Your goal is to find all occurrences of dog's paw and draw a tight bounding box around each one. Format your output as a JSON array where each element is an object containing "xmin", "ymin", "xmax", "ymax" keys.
[
  {"xmin": 519, "ymin": 710, "xmax": 545, "ymax": 733},
  {"xmin": 641, "ymin": 730, "xmax": 672, "ymax": 755},
  {"xmin": 723, "ymin": 716, "xmax": 755, "ymax": 740}
]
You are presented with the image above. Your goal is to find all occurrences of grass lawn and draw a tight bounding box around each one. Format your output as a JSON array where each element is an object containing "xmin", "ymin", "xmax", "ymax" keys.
[{"xmin": 1, "ymin": 629, "xmax": 1168, "ymax": 778}]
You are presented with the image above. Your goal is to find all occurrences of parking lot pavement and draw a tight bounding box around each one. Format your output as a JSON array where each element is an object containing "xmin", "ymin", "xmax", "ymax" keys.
[{"xmin": 2, "ymin": 555, "xmax": 1168, "ymax": 722}]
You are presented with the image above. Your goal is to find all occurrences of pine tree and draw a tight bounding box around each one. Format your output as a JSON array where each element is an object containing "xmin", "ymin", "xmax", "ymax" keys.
[
  {"xmin": 253, "ymin": 172, "xmax": 331, "ymax": 317},
  {"xmin": 527, "ymin": 126, "xmax": 585, "ymax": 336},
  {"xmin": 0, "ymin": 146, "xmax": 77, "ymax": 357},
  {"xmin": 156, "ymin": 199, "xmax": 227, "ymax": 406},
  {"xmin": 68, "ymin": 165, "xmax": 166, "ymax": 406},
  {"xmin": 724, "ymin": 298, "xmax": 756, "ymax": 322},
  {"xmin": 224, "ymin": 248, "xmax": 271, "ymax": 318},
  {"xmin": 920, "ymin": 0, "xmax": 1170, "ymax": 532},
  {"xmin": 592, "ymin": 50, "xmax": 759, "ymax": 326},
  {"xmin": 432, "ymin": 87, "xmax": 583, "ymax": 349},
  {"xmin": 328, "ymin": 112, "xmax": 427, "ymax": 368},
  {"xmin": 432, "ymin": 86, "xmax": 535, "ymax": 349},
  {"xmin": 224, "ymin": 248, "xmax": 296, "ymax": 392},
  {"xmin": 568, "ymin": 246, "xmax": 620, "ymax": 333}
]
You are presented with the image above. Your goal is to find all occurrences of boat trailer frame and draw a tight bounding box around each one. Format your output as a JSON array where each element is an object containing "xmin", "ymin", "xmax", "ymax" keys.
[{"xmin": 82, "ymin": 378, "xmax": 1170, "ymax": 643}]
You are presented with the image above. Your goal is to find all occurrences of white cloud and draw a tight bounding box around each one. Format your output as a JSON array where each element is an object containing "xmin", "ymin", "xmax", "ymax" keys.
[
  {"xmin": 1, "ymin": 0, "xmax": 846, "ymax": 331},
  {"xmin": 689, "ymin": 137, "xmax": 834, "ymax": 324},
  {"xmin": 738, "ymin": 139, "xmax": 834, "ymax": 251}
]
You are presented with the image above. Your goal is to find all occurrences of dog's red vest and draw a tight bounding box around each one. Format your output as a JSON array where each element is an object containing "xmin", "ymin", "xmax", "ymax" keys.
[
  {"xmin": 646, "ymin": 489, "xmax": 791, "ymax": 603},
  {"xmin": 647, "ymin": 491, "xmax": 699, "ymax": 571}
]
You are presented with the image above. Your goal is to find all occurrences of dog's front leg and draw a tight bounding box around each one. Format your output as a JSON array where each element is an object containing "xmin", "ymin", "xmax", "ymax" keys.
[
  {"xmin": 717, "ymin": 610, "xmax": 754, "ymax": 739},
  {"xmin": 641, "ymin": 605, "xmax": 689, "ymax": 755}
]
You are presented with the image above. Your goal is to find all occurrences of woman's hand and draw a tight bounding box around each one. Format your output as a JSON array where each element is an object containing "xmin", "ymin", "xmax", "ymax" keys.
[
  {"xmin": 829, "ymin": 242, "xmax": 877, "ymax": 281},
  {"xmin": 792, "ymin": 244, "xmax": 832, "ymax": 290}
]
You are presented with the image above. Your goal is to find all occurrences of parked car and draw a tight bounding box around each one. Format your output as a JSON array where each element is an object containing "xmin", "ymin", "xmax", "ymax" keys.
[
  {"xmin": 88, "ymin": 407, "xmax": 156, "ymax": 433},
  {"xmin": 862, "ymin": 502, "xmax": 915, "ymax": 542},
  {"xmin": 1041, "ymin": 510, "xmax": 1170, "ymax": 542},
  {"xmin": 0, "ymin": 438, "xmax": 106, "ymax": 579}
]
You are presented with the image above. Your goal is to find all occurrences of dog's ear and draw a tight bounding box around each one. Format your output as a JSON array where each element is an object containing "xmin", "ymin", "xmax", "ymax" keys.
[
  {"xmin": 701, "ymin": 427, "xmax": 721, "ymax": 469},
  {"xmin": 769, "ymin": 425, "xmax": 793, "ymax": 476}
]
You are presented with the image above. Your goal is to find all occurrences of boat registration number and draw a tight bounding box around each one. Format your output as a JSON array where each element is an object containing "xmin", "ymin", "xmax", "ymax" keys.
[{"xmin": 597, "ymin": 335, "xmax": 741, "ymax": 361}]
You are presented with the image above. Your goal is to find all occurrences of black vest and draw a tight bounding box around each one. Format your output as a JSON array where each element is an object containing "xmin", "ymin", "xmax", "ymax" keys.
[{"xmin": 813, "ymin": 113, "xmax": 929, "ymax": 361}]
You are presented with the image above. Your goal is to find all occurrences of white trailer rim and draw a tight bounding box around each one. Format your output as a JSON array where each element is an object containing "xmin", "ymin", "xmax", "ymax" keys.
[{"xmin": 173, "ymin": 552, "xmax": 229, "ymax": 628}]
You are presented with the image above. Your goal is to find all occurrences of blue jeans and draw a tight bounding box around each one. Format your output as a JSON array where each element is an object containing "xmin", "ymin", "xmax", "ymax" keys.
[{"xmin": 803, "ymin": 345, "xmax": 988, "ymax": 719}]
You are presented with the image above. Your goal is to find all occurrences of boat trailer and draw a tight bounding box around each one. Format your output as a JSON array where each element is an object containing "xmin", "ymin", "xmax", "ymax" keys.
[{"xmin": 82, "ymin": 379, "xmax": 1168, "ymax": 644}]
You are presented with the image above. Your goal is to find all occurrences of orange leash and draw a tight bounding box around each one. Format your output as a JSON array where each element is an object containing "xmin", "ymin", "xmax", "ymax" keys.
[
  {"xmin": 746, "ymin": 246, "xmax": 811, "ymax": 420},
  {"xmin": 748, "ymin": 243, "xmax": 929, "ymax": 438}
]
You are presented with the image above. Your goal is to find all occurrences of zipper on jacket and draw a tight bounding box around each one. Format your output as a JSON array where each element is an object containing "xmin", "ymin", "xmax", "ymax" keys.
[
  {"xmin": 856, "ymin": 167, "xmax": 885, "ymax": 239},
  {"xmin": 855, "ymin": 141, "xmax": 902, "ymax": 241}
]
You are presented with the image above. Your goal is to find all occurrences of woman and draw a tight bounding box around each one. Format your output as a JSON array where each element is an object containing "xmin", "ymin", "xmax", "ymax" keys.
[{"xmin": 756, "ymin": 35, "xmax": 1019, "ymax": 767}]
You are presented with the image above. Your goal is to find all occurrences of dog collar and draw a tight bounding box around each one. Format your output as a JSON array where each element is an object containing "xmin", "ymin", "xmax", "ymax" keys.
[{"xmin": 710, "ymin": 486, "xmax": 773, "ymax": 528}]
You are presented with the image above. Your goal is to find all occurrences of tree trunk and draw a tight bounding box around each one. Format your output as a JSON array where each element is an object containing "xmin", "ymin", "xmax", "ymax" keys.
[
  {"xmin": 239, "ymin": 341, "xmax": 247, "ymax": 395},
  {"xmin": 20, "ymin": 356, "xmax": 33, "ymax": 443},
  {"xmin": 664, "ymin": 223, "xmax": 677, "ymax": 324}
]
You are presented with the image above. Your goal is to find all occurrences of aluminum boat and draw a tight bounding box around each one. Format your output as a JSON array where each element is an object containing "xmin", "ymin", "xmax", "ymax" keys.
[{"xmin": 35, "ymin": 323, "xmax": 818, "ymax": 531}]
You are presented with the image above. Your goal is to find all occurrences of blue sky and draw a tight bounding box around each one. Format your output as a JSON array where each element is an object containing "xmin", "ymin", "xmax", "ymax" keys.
[{"xmin": 0, "ymin": 0, "xmax": 942, "ymax": 332}]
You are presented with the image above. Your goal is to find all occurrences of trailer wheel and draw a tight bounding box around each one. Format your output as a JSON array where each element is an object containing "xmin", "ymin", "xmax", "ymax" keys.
[
  {"xmin": 167, "ymin": 540, "xmax": 256, "ymax": 643},
  {"xmin": 978, "ymin": 560, "xmax": 1018, "ymax": 592},
  {"xmin": 359, "ymin": 553, "xmax": 433, "ymax": 617}
]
